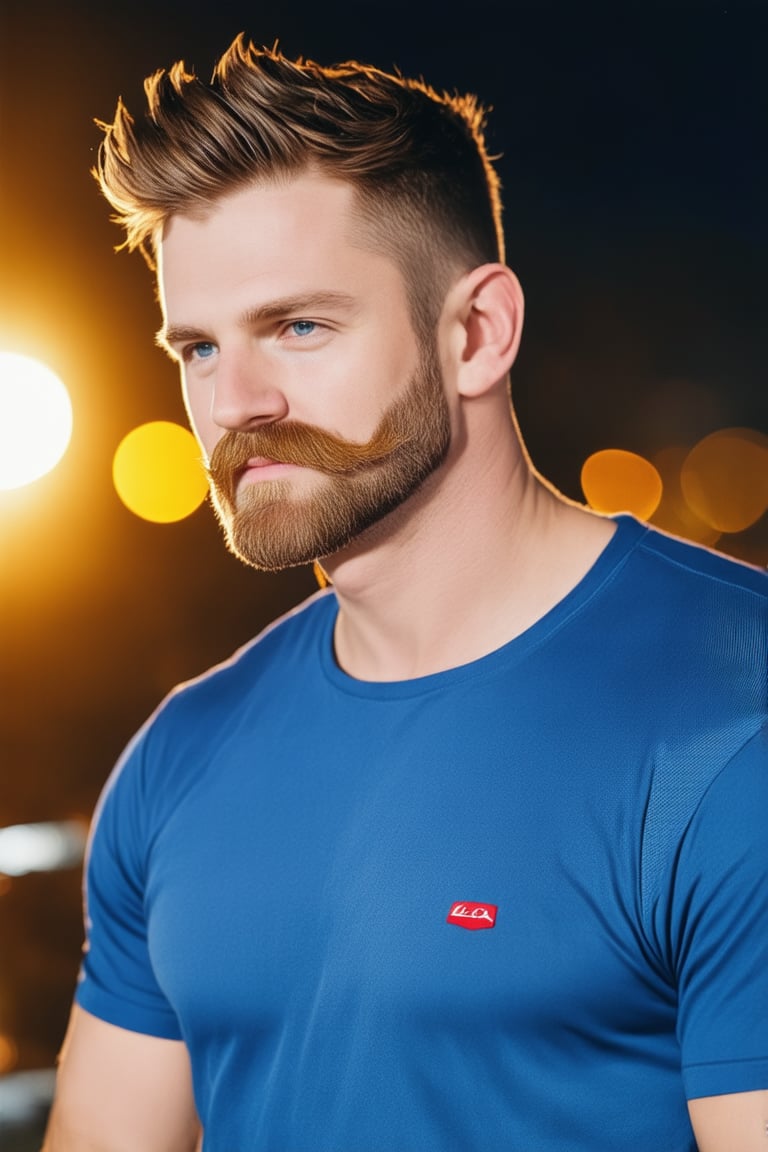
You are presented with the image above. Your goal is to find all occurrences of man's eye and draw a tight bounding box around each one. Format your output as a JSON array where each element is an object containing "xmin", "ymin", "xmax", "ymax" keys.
[
  {"xmin": 188, "ymin": 342, "xmax": 217, "ymax": 361},
  {"xmin": 289, "ymin": 320, "xmax": 317, "ymax": 337}
]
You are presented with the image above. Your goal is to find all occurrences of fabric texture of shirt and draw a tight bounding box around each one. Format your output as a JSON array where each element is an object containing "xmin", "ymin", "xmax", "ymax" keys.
[{"xmin": 77, "ymin": 516, "xmax": 768, "ymax": 1152}]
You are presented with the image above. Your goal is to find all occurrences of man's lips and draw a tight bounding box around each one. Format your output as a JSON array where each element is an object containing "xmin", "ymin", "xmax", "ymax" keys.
[
  {"xmin": 246, "ymin": 455, "xmax": 283, "ymax": 469},
  {"xmin": 235, "ymin": 457, "xmax": 303, "ymax": 487}
]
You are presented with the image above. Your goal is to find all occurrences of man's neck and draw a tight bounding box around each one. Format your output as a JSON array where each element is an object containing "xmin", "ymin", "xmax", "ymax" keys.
[{"xmin": 324, "ymin": 427, "xmax": 616, "ymax": 683}]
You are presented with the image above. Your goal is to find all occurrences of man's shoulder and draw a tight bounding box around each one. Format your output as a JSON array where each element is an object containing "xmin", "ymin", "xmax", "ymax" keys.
[
  {"xmin": 611, "ymin": 522, "xmax": 766, "ymax": 731},
  {"xmin": 631, "ymin": 521, "xmax": 768, "ymax": 601},
  {"xmin": 582, "ymin": 520, "xmax": 766, "ymax": 731},
  {"xmin": 154, "ymin": 588, "xmax": 336, "ymax": 730},
  {"xmin": 92, "ymin": 590, "xmax": 337, "ymax": 834},
  {"xmin": 608, "ymin": 520, "xmax": 768, "ymax": 645}
]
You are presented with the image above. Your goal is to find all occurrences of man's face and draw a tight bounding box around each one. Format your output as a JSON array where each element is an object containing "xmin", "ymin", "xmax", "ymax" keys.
[{"xmin": 159, "ymin": 173, "xmax": 451, "ymax": 570}]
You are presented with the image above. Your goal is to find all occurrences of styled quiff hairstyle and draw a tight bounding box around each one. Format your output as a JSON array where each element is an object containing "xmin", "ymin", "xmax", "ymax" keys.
[{"xmin": 96, "ymin": 36, "xmax": 505, "ymax": 338}]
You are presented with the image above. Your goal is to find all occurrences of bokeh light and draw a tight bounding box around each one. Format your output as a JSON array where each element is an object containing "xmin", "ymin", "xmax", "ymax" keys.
[
  {"xmin": 650, "ymin": 445, "xmax": 722, "ymax": 546},
  {"xmin": 0, "ymin": 1033, "xmax": 18, "ymax": 1075},
  {"xmin": 680, "ymin": 428, "xmax": 768, "ymax": 533},
  {"xmin": 0, "ymin": 352, "xmax": 73, "ymax": 490},
  {"xmin": 580, "ymin": 449, "xmax": 663, "ymax": 520},
  {"xmin": 0, "ymin": 822, "xmax": 87, "ymax": 878},
  {"xmin": 112, "ymin": 421, "xmax": 208, "ymax": 523}
]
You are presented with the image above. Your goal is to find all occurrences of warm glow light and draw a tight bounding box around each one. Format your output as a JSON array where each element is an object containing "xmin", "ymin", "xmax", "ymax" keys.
[
  {"xmin": 0, "ymin": 1033, "xmax": 18, "ymax": 1074},
  {"xmin": 0, "ymin": 352, "xmax": 73, "ymax": 489},
  {"xmin": 680, "ymin": 428, "xmax": 768, "ymax": 533},
  {"xmin": 0, "ymin": 821, "xmax": 87, "ymax": 877},
  {"xmin": 581, "ymin": 449, "xmax": 663, "ymax": 520},
  {"xmin": 650, "ymin": 446, "xmax": 721, "ymax": 546},
  {"xmin": 113, "ymin": 421, "xmax": 208, "ymax": 523}
]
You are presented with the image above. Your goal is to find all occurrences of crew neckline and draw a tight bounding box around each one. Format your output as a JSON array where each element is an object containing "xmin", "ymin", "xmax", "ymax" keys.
[{"xmin": 319, "ymin": 514, "xmax": 649, "ymax": 699}]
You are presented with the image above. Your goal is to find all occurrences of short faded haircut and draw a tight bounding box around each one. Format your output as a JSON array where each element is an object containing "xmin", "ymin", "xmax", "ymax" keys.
[{"xmin": 95, "ymin": 35, "xmax": 505, "ymax": 339}]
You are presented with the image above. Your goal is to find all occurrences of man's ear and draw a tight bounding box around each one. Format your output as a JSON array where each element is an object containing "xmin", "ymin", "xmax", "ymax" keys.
[{"xmin": 442, "ymin": 264, "xmax": 524, "ymax": 399}]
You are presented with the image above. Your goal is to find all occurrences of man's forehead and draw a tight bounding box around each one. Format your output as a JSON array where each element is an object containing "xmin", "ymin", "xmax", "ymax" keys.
[
  {"xmin": 157, "ymin": 177, "xmax": 407, "ymax": 327},
  {"xmin": 161, "ymin": 171, "xmax": 358, "ymax": 243},
  {"xmin": 158, "ymin": 176, "xmax": 374, "ymax": 300}
]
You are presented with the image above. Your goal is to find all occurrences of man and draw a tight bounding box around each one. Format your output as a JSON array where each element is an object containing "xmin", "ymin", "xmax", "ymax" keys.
[{"xmin": 45, "ymin": 36, "xmax": 767, "ymax": 1152}]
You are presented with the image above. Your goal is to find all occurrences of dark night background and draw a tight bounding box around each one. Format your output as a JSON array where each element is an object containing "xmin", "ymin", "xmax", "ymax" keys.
[{"xmin": 0, "ymin": 0, "xmax": 766, "ymax": 1132}]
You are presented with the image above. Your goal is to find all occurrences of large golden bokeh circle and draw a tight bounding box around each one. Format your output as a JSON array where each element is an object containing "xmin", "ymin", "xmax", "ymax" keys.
[
  {"xmin": 581, "ymin": 449, "xmax": 663, "ymax": 521},
  {"xmin": 112, "ymin": 421, "xmax": 208, "ymax": 523},
  {"xmin": 680, "ymin": 428, "xmax": 768, "ymax": 533},
  {"xmin": 0, "ymin": 352, "xmax": 73, "ymax": 490},
  {"xmin": 650, "ymin": 445, "xmax": 721, "ymax": 546}
]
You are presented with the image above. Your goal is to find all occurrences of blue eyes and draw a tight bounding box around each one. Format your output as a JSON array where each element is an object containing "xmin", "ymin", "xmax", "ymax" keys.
[
  {"xmin": 182, "ymin": 321, "xmax": 319, "ymax": 364},
  {"xmin": 191, "ymin": 342, "xmax": 217, "ymax": 360},
  {"xmin": 289, "ymin": 320, "xmax": 317, "ymax": 337}
]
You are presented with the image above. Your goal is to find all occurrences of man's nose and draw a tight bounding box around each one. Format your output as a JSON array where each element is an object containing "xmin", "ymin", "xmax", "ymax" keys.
[{"xmin": 210, "ymin": 348, "xmax": 289, "ymax": 431}]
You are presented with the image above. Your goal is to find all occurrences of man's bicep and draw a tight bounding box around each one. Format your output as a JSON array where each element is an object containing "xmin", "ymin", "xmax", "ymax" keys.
[
  {"xmin": 43, "ymin": 1004, "xmax": 200, "ymax": 1152},
  {"xmin": 689, "ymin": 1090, "xmax": 768, "ymax": 1152}
]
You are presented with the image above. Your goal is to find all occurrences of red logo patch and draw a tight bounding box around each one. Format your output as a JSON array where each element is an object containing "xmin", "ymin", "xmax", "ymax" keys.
[{"xmin": 447, "ymin": 901, "xmax": 498, "ymax": 930}]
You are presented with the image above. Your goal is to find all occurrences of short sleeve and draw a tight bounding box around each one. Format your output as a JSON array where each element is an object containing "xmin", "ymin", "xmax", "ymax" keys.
[
  {"xmin": 673, "ymin": 724, "xmax": 768, "ymax": 1098},
  {"xmin": 75, "ymin": 730, "xmax": 183, "ymax": 1040}
]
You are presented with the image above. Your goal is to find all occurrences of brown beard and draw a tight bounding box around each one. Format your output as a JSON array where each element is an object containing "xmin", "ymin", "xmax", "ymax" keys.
[{"xmin": 205, "ymin": 338, "xmax": 450, "ymax": 571}]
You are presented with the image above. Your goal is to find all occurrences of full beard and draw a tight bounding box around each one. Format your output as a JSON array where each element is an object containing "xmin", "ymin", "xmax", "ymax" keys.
[{"xmin": 205, "ymin": 339, "xmax": 451, "ymax": 572}]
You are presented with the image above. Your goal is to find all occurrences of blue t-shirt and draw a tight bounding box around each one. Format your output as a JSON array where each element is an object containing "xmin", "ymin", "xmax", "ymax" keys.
[{"xmin": 77, "ymin": 516, "xmax": 768, "ymax": 1152}]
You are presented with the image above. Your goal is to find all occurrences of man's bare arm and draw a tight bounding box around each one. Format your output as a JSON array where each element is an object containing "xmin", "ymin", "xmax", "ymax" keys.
[
  {"xmin": 42, "ymin": 1005, "xmax": 200, "ymax": 1152},
  {"xmin": 689, "ymin": 1090, "xmax": 768, "ymax": 1152}
]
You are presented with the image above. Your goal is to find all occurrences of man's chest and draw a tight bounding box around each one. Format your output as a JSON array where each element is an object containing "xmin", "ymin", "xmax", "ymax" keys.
[{"xmin": 143, "ymin": 721, "xmax": 672, "ymax": 1052}]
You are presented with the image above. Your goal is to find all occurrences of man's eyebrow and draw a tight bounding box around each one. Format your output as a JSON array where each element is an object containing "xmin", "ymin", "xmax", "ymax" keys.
[
  {"xmin": 157, "ymin": 291, "xmax": 358, "ymax": 354},
  {"xmin": 242, "ymin": 291, "xmax": 358, "ymax": 324},
  {"xmin": 155, "ymin": 325, "xmax": 206, "ymax": 356}
]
